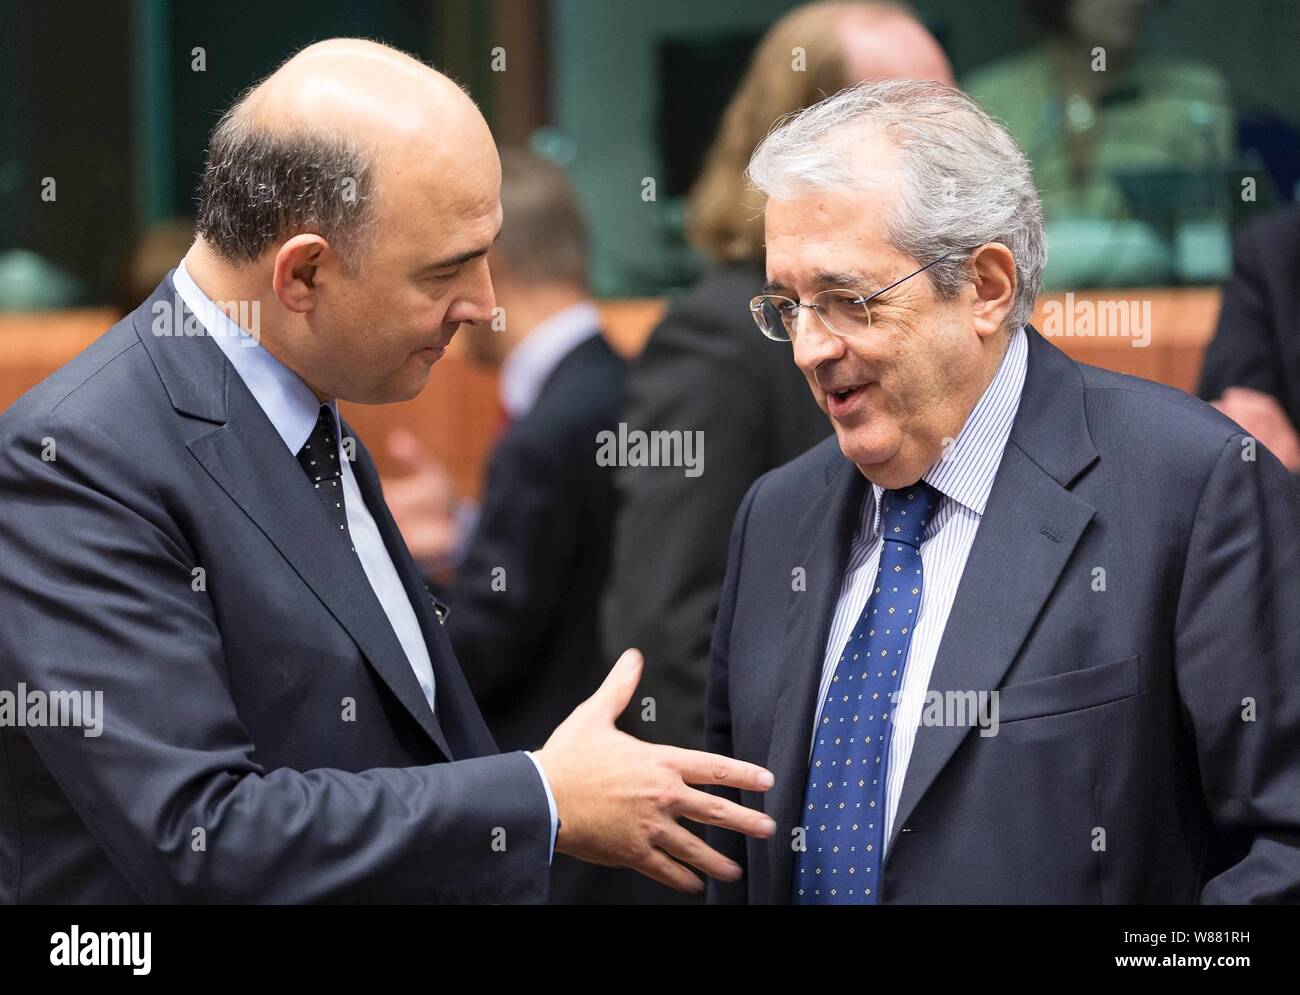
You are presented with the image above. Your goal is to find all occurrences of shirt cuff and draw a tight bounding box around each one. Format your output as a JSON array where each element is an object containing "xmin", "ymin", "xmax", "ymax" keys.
[{"xmin": 524, "ymin": 750, "xmax": 558, "ymax": 862}]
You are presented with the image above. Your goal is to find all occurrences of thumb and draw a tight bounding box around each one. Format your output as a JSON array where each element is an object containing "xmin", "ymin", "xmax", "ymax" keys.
[{"xmin": 587, "ymin": 648, "xmax": 644, "ymax": 723}]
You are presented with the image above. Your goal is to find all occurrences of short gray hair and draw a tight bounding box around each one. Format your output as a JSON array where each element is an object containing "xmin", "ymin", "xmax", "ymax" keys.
[
  {"xmin": 747, "ymin": 78, "xmax": 1045, "ymax": 330},
  {"xmin": 195, "ymin": 95, "xmax": 377, "ymax": 276}
]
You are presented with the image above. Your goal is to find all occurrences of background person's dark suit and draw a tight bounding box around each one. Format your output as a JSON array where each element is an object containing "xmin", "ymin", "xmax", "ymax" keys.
[
  {"xmin": 450, "ymin": 334, "xmax": 625, "ymax": 756},
  {"xmin": 707, "ymin": 326, "xmax": 1300, "ymax": 904},
  {"xmin": 0, "ymin": 278, "xmax": 551, "ymax": 903},
  {"xmin": 1198, "ymin": 205, "xmax": 1300, "ymax": 435},
  {"xmin": 602, "ymin": 263, "xmax": 830, "ymax": 753}
]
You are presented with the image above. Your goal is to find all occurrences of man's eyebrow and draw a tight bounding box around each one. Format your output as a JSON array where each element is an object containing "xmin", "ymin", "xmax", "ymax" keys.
[
  {"xmin": 420, "ymin": 227, "xmax": 503, "ymax": 272},
  {"xmin": 812, "ymin": 269, "xmax": 878, "ymax": 289},
  {"xmin": 762, "ymin": 269, "xmax": 882, "ymax": 295}
]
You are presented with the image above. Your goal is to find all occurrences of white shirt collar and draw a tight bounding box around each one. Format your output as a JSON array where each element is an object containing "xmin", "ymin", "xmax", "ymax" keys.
[
  {"xmin": 172, "ymin": 259, "xmax": 333, "ymax": 453},
  {"xmin": 498, "ymin": 301, "xmax": 601, "ymax": 419}
]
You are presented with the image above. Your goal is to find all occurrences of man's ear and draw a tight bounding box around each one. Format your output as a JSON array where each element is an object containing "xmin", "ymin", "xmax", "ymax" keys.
[
  {"xmin": 272, "ymin": 235, "xmax": 331, "ymax": 313},
  {"xmin": 968, "ymin": 242, "xmax": 1016, "ymax": 339}
]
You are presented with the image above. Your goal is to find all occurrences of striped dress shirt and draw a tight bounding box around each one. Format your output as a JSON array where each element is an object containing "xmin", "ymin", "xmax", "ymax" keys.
[{"xmin": 809, "ymin": 325, "xmax": 1028, "ymax": 857}]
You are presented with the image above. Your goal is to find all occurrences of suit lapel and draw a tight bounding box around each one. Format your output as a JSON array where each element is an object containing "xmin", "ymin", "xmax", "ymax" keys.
[
  {"xmin": 133, "ymin": 279, "xmax": 452, "ymax": 759},
  {"xmin": 766, "ymin": 451, "xmax": 869, "ymax": 904},
  {"xmin": 885, "ymin": 327, "xmax": 1100, "ymax": 858}
]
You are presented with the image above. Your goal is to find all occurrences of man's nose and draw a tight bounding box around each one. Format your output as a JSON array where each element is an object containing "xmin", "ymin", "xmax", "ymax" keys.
[
  {"xmin": 448, "ymin": 259, "xmax": 497, "ymax": 326},
  {"xmin": 792, "ymin": 310, "xmax": 845, "ymax": 372}
]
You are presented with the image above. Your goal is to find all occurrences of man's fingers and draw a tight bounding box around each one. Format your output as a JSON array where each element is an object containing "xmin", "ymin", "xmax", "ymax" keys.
[
  {"xmin": 653, "ymin": 823, "xmax": 743, "ymax": 883},
  {"xmin": 629, "ymin": 847, "xmax": 704, "ymax": 894},
  {"xmin": 673, "ymin": 785, "xmax": 777, "ymax": 839},
  {"xmin": 584, "ymin": 648, "xmax": 643, "ymax": 722},
  {"xmin": 663, "ymin": 746, "xmax": 775, "ymax": 792}
]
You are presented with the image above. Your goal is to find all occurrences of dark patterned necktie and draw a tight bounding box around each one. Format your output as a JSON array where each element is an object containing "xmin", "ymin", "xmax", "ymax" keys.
[
  {"xmin": 296, "ymin": 404, "xmax": 353, "ymax": 551},
  {"xmin": 792, "ymin": 481, "xmax": 940, "ymax": 904}
]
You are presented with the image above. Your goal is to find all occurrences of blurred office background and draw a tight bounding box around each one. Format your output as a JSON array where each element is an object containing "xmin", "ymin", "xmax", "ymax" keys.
[
  {"xmin": 1, "ymin": 0, "xmax": 1298, "ymax": 487},
  {"xmin": 3, "ymin": 0, "xmax": 1298, "ymax": 305}
]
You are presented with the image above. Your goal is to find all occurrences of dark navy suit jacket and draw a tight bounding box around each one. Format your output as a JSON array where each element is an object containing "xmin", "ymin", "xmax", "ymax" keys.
[
  {"xmin": 0, "ymin": 277, "xmax": 551, "ymax": 903},
  {"xmin": 706, "ymin": 326, "xmax": 1300, "ymax": 904}
]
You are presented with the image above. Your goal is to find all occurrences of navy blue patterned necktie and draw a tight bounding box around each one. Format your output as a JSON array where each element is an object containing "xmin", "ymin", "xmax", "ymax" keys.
[
  {"xmin": 296, "ymin": 404, "xmax": 353, "ymax": 552},
  {"xmin": 793, "ymin": 481, "xmax": 940, "ymax": 904}
]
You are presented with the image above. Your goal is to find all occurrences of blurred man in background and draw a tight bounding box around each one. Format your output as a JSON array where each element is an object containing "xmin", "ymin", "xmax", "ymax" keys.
[
  {"xmin": 603, "ymin": 0, "xmax": 953, "ymax": 760},
  {"xmin": 963, "ymin": 0, "xmax": 1236, "ymax": 287}
]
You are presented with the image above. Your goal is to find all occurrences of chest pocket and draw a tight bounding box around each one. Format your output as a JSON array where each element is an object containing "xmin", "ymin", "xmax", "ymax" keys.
[{"xmin": 995, "ymin": 653, "xmax": 1141, "ymax": 723}]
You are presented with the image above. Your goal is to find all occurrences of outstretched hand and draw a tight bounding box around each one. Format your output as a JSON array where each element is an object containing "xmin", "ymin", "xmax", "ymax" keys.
[{"xmin": 533, "ymin": 649, "xmax": 776, "ymax": 893}]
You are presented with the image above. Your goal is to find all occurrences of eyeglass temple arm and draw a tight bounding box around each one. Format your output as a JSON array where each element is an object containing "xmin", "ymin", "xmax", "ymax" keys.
[{"xmin": 856, "ymin": 251, "xmax": 957, "ymax": 305}]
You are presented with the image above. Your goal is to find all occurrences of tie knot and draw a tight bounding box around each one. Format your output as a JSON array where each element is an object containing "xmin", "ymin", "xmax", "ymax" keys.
[
  {"xmin": 879, "ymin": 481, "xmax": 939, "ymax": 548},
  {"xmin": 296, "ymin": 405, "xmax": 342, "ymax": 484}
]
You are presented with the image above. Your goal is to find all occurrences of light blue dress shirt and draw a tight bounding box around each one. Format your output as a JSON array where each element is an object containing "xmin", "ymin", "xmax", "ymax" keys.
[{"xmin": 172, "ymin": 261, "xmax": 557, "ymax": 856}]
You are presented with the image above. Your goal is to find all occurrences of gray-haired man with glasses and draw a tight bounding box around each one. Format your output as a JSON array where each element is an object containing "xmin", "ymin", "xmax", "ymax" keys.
[{"xmin": 707, "ymin": 78, "xmax": 1300, "ymax": 905}]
